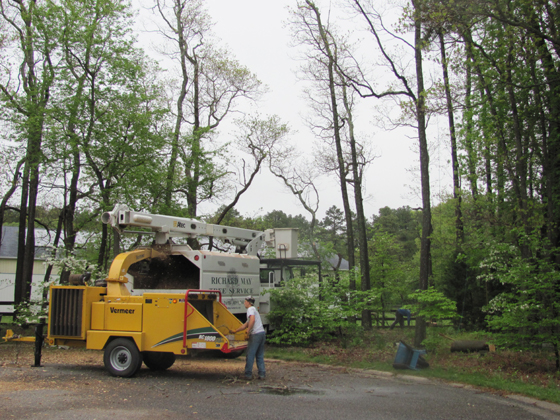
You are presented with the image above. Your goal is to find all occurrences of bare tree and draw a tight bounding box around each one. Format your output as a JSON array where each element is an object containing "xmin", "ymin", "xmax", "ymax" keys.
[
  {"xmin": 209, "ymin": 114, "xmax": 290, "ymax": 249},
  {"xmin": 153, "ymin": 0, "xmax": 262, "ymax": 218},
  {"xmin": 290, "ymin": 0, "xmax": 376, "ymax": 328},
  {"xmin": 290, "ymin": 1, "xmax": 356, "ymax": 275},
  {"xmin": 349, "ymin": 0, "xmax": 433, "ymax": 345},
  {"xmin": 269, "ymin": 155, "xmax": 322, "ymax": 262}
]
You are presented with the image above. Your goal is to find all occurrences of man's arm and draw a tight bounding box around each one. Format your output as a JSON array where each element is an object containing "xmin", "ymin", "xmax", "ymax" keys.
[{"xmin": 232, "ymin": 314, "xmax": 255, "ymax": 334}]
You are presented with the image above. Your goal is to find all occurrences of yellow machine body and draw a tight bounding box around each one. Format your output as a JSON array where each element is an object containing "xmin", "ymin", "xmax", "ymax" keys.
[
  {"xmin": 46, "ymin": 285, "xmax": 248, "ymax": 355},
  {"xmin": 4, "ymin": 244, "xmax": 249, "ymax": 377},
  {"xmin": 42, "ymin": 248, "xmax": 248, "ymax": 352}
]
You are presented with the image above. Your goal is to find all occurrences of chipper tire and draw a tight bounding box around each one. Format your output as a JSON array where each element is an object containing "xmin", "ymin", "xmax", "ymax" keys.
[
  {"xmin": 104, "ymin": 338, "xmax": 143, "ymax": 377},
  {"xmin": 142, "ymin": 351, "xmax": 176, "ymax": 371}
]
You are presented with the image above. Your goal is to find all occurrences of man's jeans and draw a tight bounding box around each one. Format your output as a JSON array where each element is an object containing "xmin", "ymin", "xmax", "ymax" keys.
[{"xmin": 245, "ymin": 331, "xmax": 266, "ymax": 378}]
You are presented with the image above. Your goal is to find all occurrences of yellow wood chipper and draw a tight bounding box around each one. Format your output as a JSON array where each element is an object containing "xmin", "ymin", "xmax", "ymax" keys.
[{"xmin": 5, "ymin": 279, "xmax": 248, "ymax": 377}]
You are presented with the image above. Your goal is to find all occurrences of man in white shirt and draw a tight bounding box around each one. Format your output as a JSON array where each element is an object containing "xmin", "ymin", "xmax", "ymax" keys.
[{"xmin": 232, "ymin": 296, "xmax": 266, "ymax": 380}]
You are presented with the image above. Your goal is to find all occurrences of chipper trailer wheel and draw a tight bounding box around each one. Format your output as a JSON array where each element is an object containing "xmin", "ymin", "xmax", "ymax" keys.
[
  {"xmin": 142, "ymin": 351, "xmax": 176, "ymax": 371},
  {"xmin": 104, "ymin": 338, "xmax": 143, "ymax": 377}
]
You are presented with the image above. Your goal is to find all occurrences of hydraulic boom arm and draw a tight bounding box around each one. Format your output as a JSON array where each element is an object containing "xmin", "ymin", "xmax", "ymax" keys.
[{"xmin": 102, "ymin": 204, "xmax": 270, "ymax": 255}]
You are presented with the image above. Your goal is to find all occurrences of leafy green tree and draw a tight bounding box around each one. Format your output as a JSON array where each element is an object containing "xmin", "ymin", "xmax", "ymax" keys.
[
  {"xmin": 37, "ymin": 0, "xmax": 166, "ymax": 271},
  {"xmin": 369, "ymin": 230, "xmax": 411, "ymax": 325},
  {"xmin": 0, "ymin": 0, "xmax": 56, "ymax": 304},
  {"xmin": 315, "ymin": 206, "xmax": 348, "ymax": 270},
  {"xmin": 267, "ymin": 272, "xmax": 371, "ymax": 346},
  {"xmin": 479, "ymin": 233, "xmax": 560, "ymax": 370},
  {"xmin": 431, "ymin": 196, "xmax": 508, "ymax": 329},
  {"xmin": 405, "ymin": 286, "xmax": 458, "ymax": 325},
  {"xmin": 372, "ymin": 206, "xmax": 420, "ymax": 260}
]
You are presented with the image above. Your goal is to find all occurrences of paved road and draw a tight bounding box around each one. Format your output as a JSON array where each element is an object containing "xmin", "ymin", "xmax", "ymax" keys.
[{"xmin": 1, "ymin": 349, "xmax": 559, "ymax": 420}]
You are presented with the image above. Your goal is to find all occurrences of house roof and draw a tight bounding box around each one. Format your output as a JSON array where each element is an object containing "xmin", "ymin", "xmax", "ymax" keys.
[
  {"xmin": 328, "ymin": 255, "xmax": 349, "ymax": 271},
  {"xmin": 0, "ymin": 226, "xmax": 53, "ymax": 259}
]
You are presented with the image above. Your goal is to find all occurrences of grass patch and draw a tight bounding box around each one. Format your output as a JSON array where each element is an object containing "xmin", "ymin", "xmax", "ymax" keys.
[
  {"xmin": 266, "ymin": 346, "xmax": 335, "ymax": 365},
  {"xmin": 266, "ymin": 327, "xmax": 560, "ymax": 405}
]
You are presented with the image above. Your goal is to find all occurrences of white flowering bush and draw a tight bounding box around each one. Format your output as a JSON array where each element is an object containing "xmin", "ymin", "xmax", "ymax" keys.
[
  {"xmin": 12, "ymin": 247, "xmax": 107, "ymax": 325},
  {"xmin": 479, "ymin": 233, "xmax": 560, "ymax": 367},
  {"xmin": 43, "ymin": 245, "xmax": 106, "ymax": 284},
  {"xmin": 267, "ymin": 270, "xmax": 377, "ymax": 346}
]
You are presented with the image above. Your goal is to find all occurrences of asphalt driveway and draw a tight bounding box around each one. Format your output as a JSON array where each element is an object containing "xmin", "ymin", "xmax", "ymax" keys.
[{"xmin": 1, "ymin": 345, "xmax": 559, "ymax": 420}]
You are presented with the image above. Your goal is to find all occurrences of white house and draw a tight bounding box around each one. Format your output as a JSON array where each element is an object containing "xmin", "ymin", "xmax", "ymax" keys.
[{"xmin": 0, "ymin": 226, "xmax": 58, "ymax": 318}]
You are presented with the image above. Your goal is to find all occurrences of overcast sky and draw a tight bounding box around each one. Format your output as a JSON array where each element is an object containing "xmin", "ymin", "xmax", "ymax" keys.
[{"xmin": 139, "ymin": 0, "xmax": 453, "ymax": 221}]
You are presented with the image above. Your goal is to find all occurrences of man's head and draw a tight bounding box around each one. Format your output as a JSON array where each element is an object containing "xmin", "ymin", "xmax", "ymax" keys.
[{"xmin": 244, "ymin": 296, "xmax": 255, "ymax": 307}]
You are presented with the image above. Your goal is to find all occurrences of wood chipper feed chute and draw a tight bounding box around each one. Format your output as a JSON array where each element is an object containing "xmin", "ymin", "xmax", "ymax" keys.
[
  {"xmin": 213, "ymin": 300, "xmax": 249, "ymax": 352},
  {"xmin": 183, "ymin": 290, "xmax": 248, "ymax": 353}
]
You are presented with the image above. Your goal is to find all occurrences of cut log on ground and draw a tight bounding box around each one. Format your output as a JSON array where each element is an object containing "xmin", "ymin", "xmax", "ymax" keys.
[{"xmin": 450, "ymin": 340, "xmax": 490, "ymax": 353}]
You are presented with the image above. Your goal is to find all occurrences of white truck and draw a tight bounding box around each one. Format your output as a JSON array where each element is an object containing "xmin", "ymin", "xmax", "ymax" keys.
[{"xmin": 100, "ymin": 204, "xmax": 300, "ymax": 327}]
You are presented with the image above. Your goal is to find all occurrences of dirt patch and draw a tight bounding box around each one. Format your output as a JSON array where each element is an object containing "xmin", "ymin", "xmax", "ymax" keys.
[
  {"xmin": 0, "ymin": 343, "xmax": 360, "ymax": 420},
  {"xmin": 0, "ymin": 342, "xmax": 345, "ymax": 393}
]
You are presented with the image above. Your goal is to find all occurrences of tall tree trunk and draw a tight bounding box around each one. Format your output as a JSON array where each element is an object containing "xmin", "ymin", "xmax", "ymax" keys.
[
  {"xmin": 534, "ymin": 30, "xmax": 560, "ymax": 253},
  {"xmin": 43, "ymin": 209, "xmax": 64, "ymax": 285},
  {"xmin": 185, "ymin": 56, "xmax": 201, "ymax": 224},
  {"xmin": 15, "ymin": 104, "xmax": 46, "ymax": 305},
  {"xmin": 305, "ymin": 1, "xmax": 356, "ymax": 281},
  {"xmin": 504, "ymin": 53, "xmax": 530, "ymax": 257},
  {"xmin": 60, "ymin": 30, "xmax": 91, "ymax": 280},
  {"xmin": 462, "ymin": 33, "xmax": 478, "ymax": 199},
  {"xmin": 187, "ymin": 59, "xmax": 201, "ymax": 219},
  {"xmin": 60, "ymin": 154, "xmax": 80, "ymax": 284},
  {"xmin": 19, "ymin": 123, "xmax": 44, "ymax": 303},
  {"xmin": 439, "ymin": 31, "xmax": 463, "ymax": 244},
  {"xmin": 10, "ymin": 0, "xmax": 54, "ymax": 308},
  {"xmin": 413, "ymin": 0, "xmax": 432, "ymax": 347},
  {"xmin": 163, "ymin": 0, "xmax": 189, "ymax": 210},
  {"xmin": 14, "ymin": 164, "xmax": 30, "ymax": 306},
  {"xmin": 341, "ymin": 82, "xmax": 371, "ymax": 328}
]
